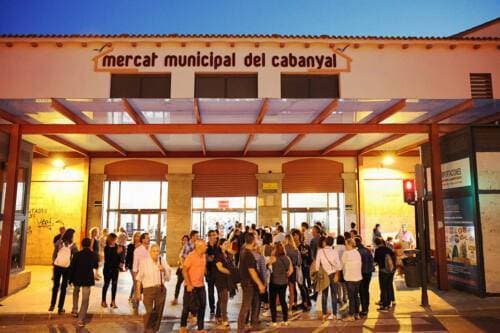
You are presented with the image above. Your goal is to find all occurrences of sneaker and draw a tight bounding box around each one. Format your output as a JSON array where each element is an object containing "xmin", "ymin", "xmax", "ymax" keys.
[
  {"xmin": 101, "ymin": 301, "xmax": 107, "ymax": 308},
  {"xmin": 354, "ymin": 314, "xmax": 360, "ymax": 320},
  {"xmin": 221, "ymin": 321, "xmax": 230, "ymax": 328},
  {"xmin": 111, "ymin": 302, "xmax": 118, "ymax": 309},
  {"xmin": 359, "ymin": 311, "xmax": 368, "ymax": 317},
  {"xmin": 57, "ymin": 308, "xmax": 65, "ymax": 315},
  {"xmin": 377, "ymin": 306, "xmax": 390, "ymax": 312},
  {"xmin": 391, "ymin": 302, "xmax": 397, "ymax": 307},
  {"xmin": 71, "ymin": 310, "xmax": 78, "ymax": 317},
  {"xmin": 171, "ymin": 299, "xmax": 178, "ymax": 305},
  {"xmin": 281, "ymin": 321, "xmax": 289, "ymax": 326},
  {"xmin": 77, "ymin": 320, "xmax": 85, "ymax": 327},
  {"xmin": 344, "ymin": 316, "xmax": 355, "ymax": 322},
  {"xmin": 48, "ymin": 305, "xmax": 54, "ymax": 312},
  {"xmin": 268, "ymin": 322, "xmax": 279, "ymax": 327},
  {"xmin": 262, "ymin": 310, "xmax": 271, "ymax": 317}
]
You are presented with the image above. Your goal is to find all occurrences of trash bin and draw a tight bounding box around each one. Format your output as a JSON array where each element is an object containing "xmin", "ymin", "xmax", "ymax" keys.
[{"xmin": 402, "ymin": 253, "xmax": 421, "ymax": 288}]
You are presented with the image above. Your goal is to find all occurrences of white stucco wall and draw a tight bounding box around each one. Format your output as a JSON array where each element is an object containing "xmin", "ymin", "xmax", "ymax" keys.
[{"xmin": 0, "ymin": 39, "xmax": 498, "ymax": 99}]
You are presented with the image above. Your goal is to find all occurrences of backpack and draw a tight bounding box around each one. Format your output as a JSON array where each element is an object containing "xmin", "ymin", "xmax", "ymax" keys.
[
  {"xmin": 54, "ymin": 244, "xmax": 71, "ymax": 268},
  {"xmin": 383, "ymin": 253, "xmax": 395, "ymax": 273}
]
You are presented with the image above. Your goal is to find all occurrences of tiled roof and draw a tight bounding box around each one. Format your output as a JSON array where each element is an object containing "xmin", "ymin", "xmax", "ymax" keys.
[{"xmin": 0, "ymin": 33, "xmax": 499, "ymax": 41}]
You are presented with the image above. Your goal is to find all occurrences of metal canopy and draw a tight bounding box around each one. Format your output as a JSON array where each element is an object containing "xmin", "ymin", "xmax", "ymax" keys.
[{"xmin": 0, "ymin": 98, "xmax": 497, "ymax": 157}]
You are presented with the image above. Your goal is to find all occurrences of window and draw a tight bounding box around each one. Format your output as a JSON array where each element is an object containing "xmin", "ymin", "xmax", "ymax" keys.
[
  {"xmin": 195, "ymin": 74, "xmax": 258, "ymax": 98},
  {"xmin": 470, "ymin": 73, "xmax": 493, "ymax": 99},
  {"xmin": 110, "ymin": 74, "xmax": 171, "ymax": 98},
  {"xmin": 281, "ymin": 74, "xmax": 339, "ymax": 98},
  {"xmin": 101, "ymin": 180, "xmax": 168, "ymax": 244}
]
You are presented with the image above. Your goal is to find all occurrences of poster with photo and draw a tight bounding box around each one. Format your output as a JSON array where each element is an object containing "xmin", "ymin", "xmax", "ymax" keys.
[{"xmin": 444, "ymin": 196, "xmax": 480, "ymax": 292}]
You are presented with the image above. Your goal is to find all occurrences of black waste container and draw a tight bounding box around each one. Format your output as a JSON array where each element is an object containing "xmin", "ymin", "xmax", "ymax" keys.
[{"xmin": 402, "ymin": 252, "xmax": 421, "ymax": 288}]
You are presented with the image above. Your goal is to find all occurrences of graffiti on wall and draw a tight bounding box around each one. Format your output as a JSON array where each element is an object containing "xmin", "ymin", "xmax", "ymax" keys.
[{"xmin": 27, "ymin": 208, "xmax": 64, "ymax": 234}]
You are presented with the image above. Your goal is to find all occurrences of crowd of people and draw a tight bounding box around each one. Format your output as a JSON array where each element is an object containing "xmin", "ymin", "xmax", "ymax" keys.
[{"xmin": 49, "ymin": 221, "xmax": 402, "ymax": 332}]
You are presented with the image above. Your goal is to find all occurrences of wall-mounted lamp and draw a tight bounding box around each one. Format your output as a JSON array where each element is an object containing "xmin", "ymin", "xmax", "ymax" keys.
[
  {"xmin": 381, "ymin": 154, "xmax": 395, "ymax": 167},
  {"xmin": 52, "ymin": 159, "xmax": 66, "ymax": 170}
]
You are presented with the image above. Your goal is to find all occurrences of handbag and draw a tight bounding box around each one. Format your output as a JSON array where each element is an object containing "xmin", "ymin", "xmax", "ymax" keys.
[{"xmin": 321, "ymin": 249, "xmax": 338, "ymax": 284}]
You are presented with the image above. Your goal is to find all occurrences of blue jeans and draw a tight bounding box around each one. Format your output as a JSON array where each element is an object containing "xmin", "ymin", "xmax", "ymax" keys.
[{"xmin": 321, "ymin": 280, "xmax": 339, "ymax": 315}]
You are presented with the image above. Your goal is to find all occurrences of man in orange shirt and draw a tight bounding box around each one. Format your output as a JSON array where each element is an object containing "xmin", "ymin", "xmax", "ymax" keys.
[{"xmin": 180, "ymin": 239, "xmax": 207, "ymax": 333}]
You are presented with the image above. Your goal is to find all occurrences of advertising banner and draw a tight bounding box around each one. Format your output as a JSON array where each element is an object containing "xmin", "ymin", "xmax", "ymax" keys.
[{"xmin": 443, "ymin": 196, "xmax": 480, "ymax": 293}]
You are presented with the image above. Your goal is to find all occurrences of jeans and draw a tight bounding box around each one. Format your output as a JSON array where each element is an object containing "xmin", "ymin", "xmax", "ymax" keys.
[
  {"xmin": 379, "ymin": 271, "xmax": 395, "ymax": 307},
  {"xmin": 102, "ymin": 269, "xmax": 119, "ymax": 302},
  {"xmin": 321, "ymin": 280, "xmax": 339, "ymax": 316},
  {"xmin": 298, "ymin": 281, "xmax": 311, "ymax": 306},
  {"xmin": 216, "ymin": 286, "xmax": 229, "ymax": 321},
  {"xmin": 238, "ymin": 285, "xmax": 261, "ymax": 329},
  {"xmin": 50, "ymin": 266, "xmax": 69, "ymax": 310},
  {"xmin": 302, "ymin": 264, "xmax": 311, "ymax": 290},
  {"xmin": 181, "ymin": 287, "xmax": 206, "ymax": 331},
  {"xmin": 346, "ymin": 280, "xmax": 361, "ymax": 316},
  {"xmin": 359, "ymin": 273, "xmax": 372, "ymax": 313},
  {"xmin": 72, "ymin": 286, "xmax": 91, "ymax": 322},
  {"xmin": 129, "ymin": 270, "xmax": 135, "ymax": 299},
  {"xmin": 269, "ymin": 283, "xmax": 288, "ymax": 323},
  {"xmin": 143, "ymin": 285, "xmax": 166, "ymax": 333},
  {"xmin": 174, "ymin": 270, "xmax": 184, "ymax": 299}
]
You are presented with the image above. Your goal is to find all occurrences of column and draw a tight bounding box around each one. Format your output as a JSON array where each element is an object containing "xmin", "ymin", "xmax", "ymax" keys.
[
  {"xmin": 341, "ymin": 172, "xmax": 358, "ymax": 235},
  {"xmin": 166, "ymin": 174, "xmax": 194, "ymax": 265},
  {"xmin": 86, "ymin": 173, "xmax": 106, "ymax": 232},
  {"xmin": 256, "ymin": 173, "xmax": 284, "ymax": 227},
  {"xmin": 0, "ymin": 125, "xmax": 21, "ymax": 297},
  {"xmin": 429, "ymin": 124, "xmax": 449, "ymax": 290}
]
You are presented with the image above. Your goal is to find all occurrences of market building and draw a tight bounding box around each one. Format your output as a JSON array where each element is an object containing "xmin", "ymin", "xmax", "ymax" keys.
[{"xmin": 0, "ymin": 18, "xmax": 498, "ymax": 299}]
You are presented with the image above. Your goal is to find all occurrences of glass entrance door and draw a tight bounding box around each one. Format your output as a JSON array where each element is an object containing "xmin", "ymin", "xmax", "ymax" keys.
[
  {"xmin": 287, "ymin": 210, "xmax": 328, "ymax": 232},
  {"xmin": 118, "ymin": 211, "xmax": 163, "ymax": 243}
]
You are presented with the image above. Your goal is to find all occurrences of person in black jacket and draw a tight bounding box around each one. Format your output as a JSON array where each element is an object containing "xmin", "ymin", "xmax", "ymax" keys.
[
  {"xmin": 355, "ymin": 236, "xmax": 374, "ymax": 317},
  {"xmin": 69, "ymin": 237, "xmax": 98, "ymax": 327},
  {"xmin": 126, "ymin": 231, "xmax": 142, "ymax": 303},
  {"xmin": 102, "ymin": 233, "xmax": 123, "ymax": 308},
  {"xmin": 374, "ymin": 237, "xmax": 397, "ymax": 311}
]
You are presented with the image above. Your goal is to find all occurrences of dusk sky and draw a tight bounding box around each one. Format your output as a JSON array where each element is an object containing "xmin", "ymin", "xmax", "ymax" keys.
[{"xmin": 0, "ymin": 0, "xmax": 498, "ymax": 36}]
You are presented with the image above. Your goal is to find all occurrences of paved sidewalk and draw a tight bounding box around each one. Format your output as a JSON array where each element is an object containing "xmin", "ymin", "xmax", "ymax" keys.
[{"xmin": 0, "ymin": 265, "xmax": 499, "ymax": 332}]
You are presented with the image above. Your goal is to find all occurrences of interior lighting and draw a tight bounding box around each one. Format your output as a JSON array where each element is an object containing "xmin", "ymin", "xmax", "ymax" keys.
[
  {"xmin": 382, "ymin": 154, "xmax": 395, "ymax": 166},
  {"xmin": 52, "ymin": 159, "xmax": 66, "ymax": 170}
]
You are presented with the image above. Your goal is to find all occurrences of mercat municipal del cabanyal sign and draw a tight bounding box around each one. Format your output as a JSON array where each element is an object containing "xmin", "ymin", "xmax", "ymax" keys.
[{"xmin": 93, "ymin": 45, "xmax": 352, "ymax": 73}]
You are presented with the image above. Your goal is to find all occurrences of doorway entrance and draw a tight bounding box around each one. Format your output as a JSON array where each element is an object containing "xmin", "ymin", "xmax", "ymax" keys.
[
  {"xmin": 117, "ymin": 210, "xmax": 166, "ymax": 243},
  {"xmin": 281, "ymin": 192, "xmax": 344, "ymax": 236},
  {"xmin": 192, "ymin": 196, "xmax": 257, "ymax": 238}
]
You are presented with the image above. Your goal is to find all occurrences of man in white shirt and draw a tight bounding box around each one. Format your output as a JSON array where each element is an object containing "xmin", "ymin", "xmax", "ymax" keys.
[
  {"xmin": 135, "ymin": 244, "xmax": 171, "ymax": 333},
  {"xmin": 273, "ymin": 225, "xmax": 286, "ymax": 244},
  {"xmin": 395, "ymin": 224, "xmax": 415, "ymax": 249},
  {"xmin": 132, "ymin": 233, "xmax": 150, "ymax": 313}
]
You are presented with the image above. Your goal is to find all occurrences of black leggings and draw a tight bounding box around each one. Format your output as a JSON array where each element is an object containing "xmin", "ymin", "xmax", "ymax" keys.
[
  {"xmin": 269, "ymin": 283, "xmax": 288, "ymax": 323},
  {"xmin": 102, "ymin": 269, "xmax": 119, "ymax": 302},
  {"xmin": 174, "ymin": 270, "xmax": 184, "ymax": 299}
]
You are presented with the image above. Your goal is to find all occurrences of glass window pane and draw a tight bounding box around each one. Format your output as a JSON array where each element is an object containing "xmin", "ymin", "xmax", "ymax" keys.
[
  {"xmin": 309, "ymin": 75, "xmax": 340, "ymax": 98},
  {"xmin": 15, "ymin": 169, "xmax": 26, "ymax": 213},
  {"xmin": 120, "ymin": 213, "xmax": 138, "ymax": 235},
  {"xmin": 120, "ymin": 181, "xmax": 161, "ymax": 209},
  {"xmin": 282, "ymin": 211, "xmax": 288, "ymax": 230},
  {"xmin": 287, "ymin": 193, "xmax": 327, "ymax": 208},
  {"xmin": 108, "ymin": 211, "xmax": 118, "ymax": 233},
  {"xmin": 226, "ymin": 76, "xmax": 258, "ymax": 98},
  {"xmin": 161, "ymin": 181, "xmax": 168, "ymax": 209},
  {"xmin": 192, "ymin": 197, "xmax": 203, "ymax": 209},
  {"xmin": 11, "ymin": 220, "xmax": 25, "ymax": 271},
  {"xmin": 141, "ymin": 214, "xmax": 159, "ymax": 243},
  {"xmin": 339, "ymin": 193, "xmax": 345, "ymax": 236},
  {"xmin": 195, "ymin": 76, "xmax": 225, "ymax": 98},
  {"xmin": 245, "ymin": 197, "xmax": 256, "ymax": 208},
  {"xmin": 204, "ymin": 197, "xmax": 245, "ymax": 209},
  {"xmin": 110, "ymin": 75, "xmax": 141, "ymax": 98},
  {"xmin": 109, "ymin": 181, "xmax": 120, "ymax": 209},
  {"xmin": 328, "ymin": 210, "xmax": 339, "ymax": 236},
  {"xmin": 160, "ymin": 212, "xmax": 167, "ymax": 253},
  {"xmin": 140, "ymin": 76, "xmax": 171, "ymax": 98},
  {"xmin": 282, "ymin": 193, "xmax": 287, "ymax": 208},
  {"xmin": 328, "ymin": 193, "xmax": 338, "ymax": 208},
  {"xmin": 245, "ymin": 210, "xmax": 256, "ymax": 227},
  {"xmin": 192, "ymin": 212, "xmax": 201, "ymax": 235}
]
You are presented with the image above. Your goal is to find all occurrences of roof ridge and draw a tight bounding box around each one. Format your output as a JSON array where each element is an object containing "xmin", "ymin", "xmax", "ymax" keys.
[{"xmin": 0, "ymin": 33, "xmax": 499, "ymax": 41}]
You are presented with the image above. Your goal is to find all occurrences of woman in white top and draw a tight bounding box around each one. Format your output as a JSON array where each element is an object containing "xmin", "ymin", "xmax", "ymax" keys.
[
  {"xmin": 341, "ymin": 238, "xmax": 362, "ymax": 321},
  {"xmin": 135, "ymin": 244, "xmax": 171, "ymax": 333},
  {"xmin": 336, "ymin": 235, "xmax": 348, "ymax": 305},
  {"xmin": 315, "ymin": 236, "xmax": 341, "ymax": 321}
]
